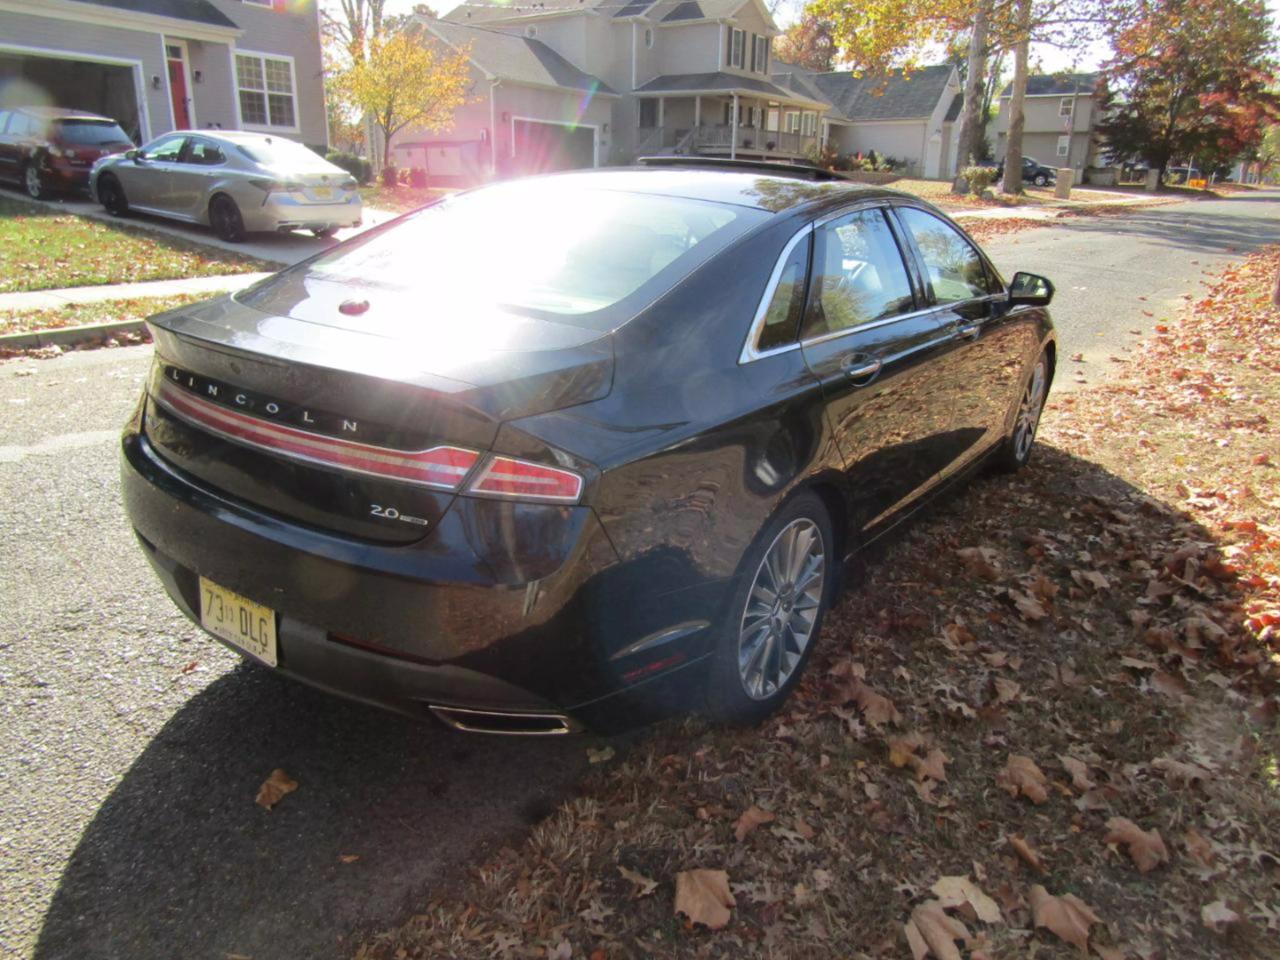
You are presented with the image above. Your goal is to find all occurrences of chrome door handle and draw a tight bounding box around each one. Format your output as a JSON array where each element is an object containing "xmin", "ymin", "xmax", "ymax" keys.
[
  {"xmin": 955, "ymin": 323, "xmax": 980, "ymax": 339},
  {"xmin": 845, "ymin": 358, "xmax": 882, "ymax": 379}
]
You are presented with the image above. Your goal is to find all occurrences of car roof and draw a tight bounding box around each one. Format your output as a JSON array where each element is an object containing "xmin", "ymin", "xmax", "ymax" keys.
[
  {"xmin": 10, "ymin": 106, "xmax": 117, "ymax": 122},
  {"xmin": 515, "ymin": 167, "xmax": 916, "ymax": 217}
]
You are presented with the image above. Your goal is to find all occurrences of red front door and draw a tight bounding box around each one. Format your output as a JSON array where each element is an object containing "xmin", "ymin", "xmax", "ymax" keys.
[{"xmin": 167, "ymin": 54, "xmax": 190, "ymax": 129}]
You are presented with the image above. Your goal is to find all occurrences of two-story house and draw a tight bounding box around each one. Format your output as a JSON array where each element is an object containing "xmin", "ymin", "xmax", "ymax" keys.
[
  {"xmin": 0, "ymin": 0, "xmax": 328, "ymax": 149},
  {"xmin": 993, "ymin": 73, "xmax": 1101, "ymax": 176},
  {"xmin": 393, "ymin": 0, "xmax": 831, "ymax": 180}
]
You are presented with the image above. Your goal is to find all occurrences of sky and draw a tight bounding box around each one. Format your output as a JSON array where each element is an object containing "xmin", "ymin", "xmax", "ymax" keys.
[{"xmin": 347, "ymin": 0, "xmax": 1280, "ymax": 76}]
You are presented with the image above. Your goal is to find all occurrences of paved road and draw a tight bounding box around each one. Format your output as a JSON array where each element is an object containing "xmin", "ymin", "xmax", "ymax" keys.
[
  {"xmin": 981, "ymin": 189, "xmax": 1280, "ymax": 390},
  {"xmin": 1, "ymin": 188, "xmax": 1277, "ymax": 960}
]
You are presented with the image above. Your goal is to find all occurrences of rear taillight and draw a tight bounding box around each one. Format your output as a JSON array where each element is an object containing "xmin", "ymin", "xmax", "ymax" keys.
[{"xmin": 466, "ymin": 455, "xmax": 583, "ymax": 504}]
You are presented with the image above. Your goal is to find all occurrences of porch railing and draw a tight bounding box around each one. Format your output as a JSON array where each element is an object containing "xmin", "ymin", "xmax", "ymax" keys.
[{"xmin": 637, "ymin": 124, "xmax": 818, "ymax": 158}]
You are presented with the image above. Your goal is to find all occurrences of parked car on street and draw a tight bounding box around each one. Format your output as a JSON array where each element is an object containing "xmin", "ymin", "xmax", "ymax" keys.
[
  {"xmin": 121, "ymin": 161, "xmax": 1056, "ymax": 734},
  {"xmin": 995, "ymin": 155, "xmax": 1058, "ymax": 187},
  {"xmin": 0, "ymin": 107, "xmax": 134, "ymax": 199},
  {"xmin": 91, "ymin": 130, "xmax": 362, "ymax": 242}
]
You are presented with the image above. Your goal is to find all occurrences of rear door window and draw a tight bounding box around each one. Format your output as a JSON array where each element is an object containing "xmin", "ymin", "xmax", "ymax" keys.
[
  {"xmin": 186, "ymin": 140, "xmax": 226, "ymax": 165},
  {"xmin": 896, "ymin": 207, "xmax": 996, "ymax": 304},
  {"xmin": 800, "ymin": 208, "xmax": 916, "ymax": 340}
]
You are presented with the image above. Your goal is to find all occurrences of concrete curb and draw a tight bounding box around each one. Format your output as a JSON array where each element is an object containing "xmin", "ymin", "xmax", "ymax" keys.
[{"xmin": 0, "ymin": 319, "xmax": 147, "ymax": 352}]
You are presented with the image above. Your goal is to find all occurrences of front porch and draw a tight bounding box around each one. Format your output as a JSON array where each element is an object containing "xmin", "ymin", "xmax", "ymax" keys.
[{"xmin": 634, "ymin": 92, "xmax": 823, "ymax": 161}]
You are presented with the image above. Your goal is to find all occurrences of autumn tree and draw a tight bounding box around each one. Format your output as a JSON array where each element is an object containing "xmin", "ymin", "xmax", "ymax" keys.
[
  {"xmin": 330, "ymin": 23, "xmax": 473, "ymax": 175},
  {"xmin": 774, "ymin": 11, "xmax": 840, "ymax": 72},
  {"xmin": 1097, "ymin": 0, "xmax": 1279, "ymax": 186}
]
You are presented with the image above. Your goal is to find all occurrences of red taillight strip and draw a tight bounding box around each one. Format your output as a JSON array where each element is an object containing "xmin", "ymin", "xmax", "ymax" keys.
[
  {"xmin": 152, "ymin": 379, "xmax": 479, "ymax": 489},
  {"xmin": 466, "ymin": 455, "xmax": 583, "ymax": 504}
]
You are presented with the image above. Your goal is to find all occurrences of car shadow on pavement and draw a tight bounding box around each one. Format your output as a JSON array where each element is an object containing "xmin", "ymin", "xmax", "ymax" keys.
[{"xmin": 33, "ymin": 660, "xmax": 588, "ymax": 960}]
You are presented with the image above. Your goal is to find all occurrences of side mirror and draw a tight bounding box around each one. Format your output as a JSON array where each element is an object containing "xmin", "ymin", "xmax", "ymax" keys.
[
  {"xmin": 1009, "ymin": 271, "xmax": 1054, "ymax": 307},
  {"xmin": 128, "ymin": 149, "xmax": 144, "ymax": 163}
]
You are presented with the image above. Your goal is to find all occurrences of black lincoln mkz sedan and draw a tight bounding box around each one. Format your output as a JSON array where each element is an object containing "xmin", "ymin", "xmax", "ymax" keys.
[{"xmin": 121, "ymin": 162, "xmax": 1056, "ymax": 735}]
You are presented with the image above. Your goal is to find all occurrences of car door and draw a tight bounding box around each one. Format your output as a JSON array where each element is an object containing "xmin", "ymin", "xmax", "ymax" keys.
[
  {"xmin": 797, "ymin": 205, "xmax": 959, "ymax": 537},
  {"xmin": 170, "ymin": 137, "xmax": 225, "ymax": 217},
  {"xmin": 892, "ymin": 205, "xmax": 1032, "ymax": 477},
  {"xmin": 115, "ymin": 134, "xmax": 186, "ymax": 210},
  {"xmin": 0, "ymin": 111, "xmax": 15, "ymax": 183}
]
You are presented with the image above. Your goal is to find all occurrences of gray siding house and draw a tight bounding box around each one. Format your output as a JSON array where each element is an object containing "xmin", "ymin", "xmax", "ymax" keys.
[
  {"xmin": 0, "ymin": 0, "xmax": 328, "ymax": 149},
  {"xmin": 398, "ymin": 0, "xmax": 963, "ymax": 180},
  {"xmin": 993, "ymin": 73, "xmax": 1101, "ymax": 176}
]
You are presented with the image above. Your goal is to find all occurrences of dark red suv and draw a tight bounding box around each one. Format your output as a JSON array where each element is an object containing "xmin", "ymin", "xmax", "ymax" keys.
[{"xmin": 0, "ymin": 107, "xmax": 134, "ymax": 199}]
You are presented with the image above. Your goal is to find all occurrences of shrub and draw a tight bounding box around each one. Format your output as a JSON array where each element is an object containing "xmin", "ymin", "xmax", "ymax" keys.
[
  {"xmin": 380, "ymin": 165, "xmax": 400, "ymax": 188},
  {"xmin": 325, "ymin": 151, "xmax": 373, "ymax": 184},
  {"xmin": 804, "ymin": 143, "xmax": 839, "ymax": 170},
  {"xmin": 962, "ymin": 164, "xmax": 996, "ymax": 195},
  {"xmin": 408, "ymin": 167, "xmax": 428, "ymax": 188}
]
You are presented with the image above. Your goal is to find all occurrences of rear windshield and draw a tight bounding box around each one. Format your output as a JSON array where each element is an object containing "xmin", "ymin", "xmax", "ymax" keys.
[
  {"xmin": 294, "ymin": 182, "xmax": 767, "ymax": 326},
  {"xmin": 55, "ymin": 119, "xmax": 131, "ymax": 146},
  {"xmin": 235, "ymin": 137, "xmax": 333, "ymax": 172}
]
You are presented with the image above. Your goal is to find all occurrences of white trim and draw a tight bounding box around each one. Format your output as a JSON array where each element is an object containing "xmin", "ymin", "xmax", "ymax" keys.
[
  {"xmin": 0, "ymin": 40, "xmax": 153, "ymax": 141},
  {"xmin": 0, "ymin": 0, "xmax": 241, "ymax": 43},
  {"xmin": 163, "ymin": 37, "xmax": 196, "ymax": 130},
  {"xmin": 233, "ymin": 48, "xmax": 301, "ymax": 134},
  {"xmin": 509, "ymin": 114, "xmax": 599, "ymax": 168}
]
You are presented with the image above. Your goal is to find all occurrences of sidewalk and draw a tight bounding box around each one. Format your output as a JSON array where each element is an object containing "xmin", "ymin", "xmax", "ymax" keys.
[{"xmin": 0, "ymin": 272, "xmax": 273, "ymax": 313}]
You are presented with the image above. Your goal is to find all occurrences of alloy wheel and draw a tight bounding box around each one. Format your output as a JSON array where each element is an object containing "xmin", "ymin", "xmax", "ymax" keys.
[
  {"xmin": 737, "ymin": 517, "xmax": 825, "ymax": 700},
  {"xmin": 24, "ymin": 165, "xmax": 42, "ymax": 199},
  {"xmin": 1014, "ymin": 359, "xmax": 1047, "ymax": 461}
]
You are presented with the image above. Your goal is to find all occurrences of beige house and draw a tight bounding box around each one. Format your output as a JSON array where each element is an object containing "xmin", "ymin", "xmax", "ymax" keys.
[
  {"xmin": 394, "ymin": 0, "xmax": 962, "ymax": 179},
  {"xmin": 993, "ymin": 73, "xmax": 1101, "ymax": 175}
]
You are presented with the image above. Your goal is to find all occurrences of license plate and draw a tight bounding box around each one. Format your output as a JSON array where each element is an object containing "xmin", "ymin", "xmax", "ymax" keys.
[
  {"xmin": 311, "ymin": 186, "xmax": 333, "ymax": 199},
  {"xmin": 199, "ymin": 576, "xmax": 277, "ymax": 666}
]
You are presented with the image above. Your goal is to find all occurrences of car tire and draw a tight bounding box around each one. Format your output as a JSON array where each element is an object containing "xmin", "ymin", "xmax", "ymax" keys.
[
  {"xmin": 706, "ymin": 490, "xmax": 836, "ymax": 725},
  {"xmin": 993, "ymin": 350, "xmax": 1051, "ymax": 473},
  {"xmin": 209, "ymin": 195, "xmax": 247, "ymax": 243},
  {"xmin": 22, "ymin": 162, "xmax": 45, "ymax": 200},
  {"xmin": 1034, "ymin": 174, "xmax": 1049, "ymax": 187},
  {"xmin": 311, "ymin": 226, "xmax": 338, "ymax": 239},
  {"xmin": 97, "ymin": 174, "xmax": 129, "ymax": 217}
]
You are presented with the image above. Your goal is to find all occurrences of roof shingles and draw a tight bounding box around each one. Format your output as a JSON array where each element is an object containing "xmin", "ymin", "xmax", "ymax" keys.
[
  {"xmin": 80, "ymin": 0, "xmax": 238, "ymax": 27},
  {"xmin": 425, "ymin": 18, "xmax": 615, "ymax": 94}
]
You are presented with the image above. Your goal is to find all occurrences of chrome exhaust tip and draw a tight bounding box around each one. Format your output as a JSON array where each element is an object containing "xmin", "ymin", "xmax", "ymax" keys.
[{"xmin": 429, "ymin": 705, "xmax": 577, "ymax": 736}]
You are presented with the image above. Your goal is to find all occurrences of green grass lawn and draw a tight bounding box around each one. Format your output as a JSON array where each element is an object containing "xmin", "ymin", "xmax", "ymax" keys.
[
  {"xmin": 358, "ymin": 184, "xmax": 454, "ymax": 214},
  {"xmin": 0, "ymin": 294, "xmax": 202, "ymax": 336},
  {"xmin": 0, "ymin": 195, "xmax": 271, "ymax": 294}
]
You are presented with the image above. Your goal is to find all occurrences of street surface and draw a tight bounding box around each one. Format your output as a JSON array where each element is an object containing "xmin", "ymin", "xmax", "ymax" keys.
[{"xmin": 1, "ymin": 190, "xmax": 1277, "ymax": 960}]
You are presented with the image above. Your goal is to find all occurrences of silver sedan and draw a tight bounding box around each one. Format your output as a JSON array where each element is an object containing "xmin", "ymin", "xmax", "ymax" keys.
[{"xmin": 90, "ymin": 130, "xmax": 363, "ymax": 242}]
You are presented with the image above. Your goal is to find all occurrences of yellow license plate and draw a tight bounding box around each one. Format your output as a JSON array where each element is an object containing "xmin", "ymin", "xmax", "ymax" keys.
[
  {"xmin": 312, "ymin": 186, "xmax": 333, "ymax": 199},
  {"xmin": 199, "ymin": 576, "xmax": 277, "ymax": 666}
]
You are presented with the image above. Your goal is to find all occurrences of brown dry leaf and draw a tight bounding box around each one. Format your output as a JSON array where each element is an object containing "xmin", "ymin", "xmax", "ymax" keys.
[
  {"xmin": 1009, "ymin": 589, "xmax": 1048, "ymax": 621},
  {"xmin": 931, "ymin": 876, "xmax": 1002, "ymax": 924},
  {"xmin": 1104, "ymin": 817, "xmax": 1170, "ymax": 873},
  {"xmin": 904, "ymin": 899, "xmax": 970, "ymax": 960},
  {"xmin": 338, "ymin": 854, "xmax": 360, "ymax": 864},
  {"xmin": 889, "ymin": 732, "xmax": 925, "ymax": 768},
  {"xmin": 1058, "ymin": 755, "xmax": 1095, "ymax": 792},
  {"xmin": 1028, "ymin": 884, "xmax": 1101, "ymax": 953},
  {"xmin": 940, "ymin": 621, "xmax": 978, "ymax": 652},
  {"xmin": 733, "ymin": 805, "xmax": 775, "ymax": 842},
  {"xmin": 618, "ymin": 865, "xmax": 658, "ymax": 899},
  {"xmin": 957, "ymin": 546, "xmax": 1001, "ymax": 581},
  {"xmin": 1200, "ymin": 900, "xmax": 1240, "ymax": 932},
  {"xmin": 851, "ymin": 679, "xmax": 902, "ymax": 728},
  {"xmin": 255, "ymin": 769, "xmax": 298, "ymax": 810},
  {"xmin": 1184, "ymin": 829, "xmax": 1216, "ymax": 867},
  {"xmin": 993, "ymin": 676, "xmax": 1021, "ymax": 704},
  {"xmin": 1151, "ymin": 757, "xmax": 1211, "ymax": 787},
  {"xmin": 1008, "ymin": 834, "xmax": 1047, "ymax": 873},
  {"xmin": 1071, "ymin": 569, "xmax": 1110, "ymax": 591},
  {"xmin": 1149, "ymin": 670, "xmax": 1189, "ymax": 697},
  {"xmin": 674, "ymin": 869, "xmax": 735, "ymax": 930},
  {"xmin": 996, "ymin": 754, "xmax": 1049, "ymax": 805},
  {"xmin": 913, "ymin": 748, "xmax": 951, "ymax": 783}
]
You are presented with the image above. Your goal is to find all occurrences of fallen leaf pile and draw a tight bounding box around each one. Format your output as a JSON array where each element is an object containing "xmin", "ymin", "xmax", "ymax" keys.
[{"xmin": 356, "ymin": 252, "xmax": 1280, "ymax": 960}]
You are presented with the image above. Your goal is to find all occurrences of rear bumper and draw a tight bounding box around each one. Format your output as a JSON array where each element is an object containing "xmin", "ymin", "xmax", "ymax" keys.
[
  {"xmin": 46, "ymin": 159, "xmax": 92, "ymax": 190},
  {"xmin": 246, "ymin": 194, "xmax": 363, "ymax": 232},
  {"xmin": 121, "ymin": 417, "xmax": 722, "ymax": 731}
]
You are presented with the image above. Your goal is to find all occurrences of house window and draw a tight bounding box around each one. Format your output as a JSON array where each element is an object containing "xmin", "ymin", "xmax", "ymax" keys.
[
  {"xmin": 754, "ymin": 36, "xmax": 769, "ymax": 74},
  {"xmin": 729, "ymin": 28, "xmax": 745, "ymax": 68},
  {"xmin": 639, "ymin": 99, "xmax": 657, "ymax": 128},
  {"xmin": 236, "ymin": 52, "xmax": 296, "ymax": 128},
  {"xmin": 801, "ymin": 113, "xmax": 816, "ymax": 136},
  {"xmin": 784, "ymin": 111, "xmax": 800, "ymax": 133},
  {"xmin": 1059, "ymin": 97, "xmax": 1073, "ymax": 117},
  {"xmin": 644, "ymin": 27, "xmax": 654, "ymax": 48},
  {"xmin": 1056, "ymin": 135, "xmax": 1070, "ymax": 158}
]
